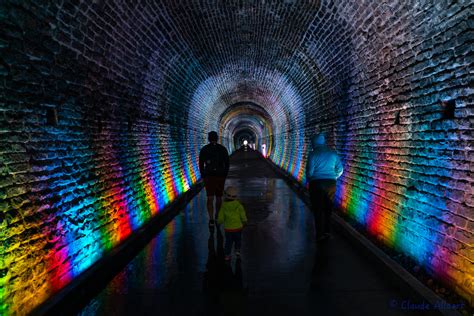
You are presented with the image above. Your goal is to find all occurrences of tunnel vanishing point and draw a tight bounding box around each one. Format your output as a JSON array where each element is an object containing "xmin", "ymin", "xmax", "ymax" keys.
[{"xmin": 0, "ymin": 1, "xmax": 473, "ymax": 314}]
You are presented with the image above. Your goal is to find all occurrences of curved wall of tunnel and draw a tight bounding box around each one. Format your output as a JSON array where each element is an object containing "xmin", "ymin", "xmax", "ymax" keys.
[{"xmin": 0, "ymin": 1, "xmax": 472, "ymax": 313}]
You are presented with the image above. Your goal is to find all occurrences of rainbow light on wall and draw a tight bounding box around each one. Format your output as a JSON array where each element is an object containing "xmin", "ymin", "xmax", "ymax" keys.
[
  {"xmin": 269, "ymin": 130, "xmax": 306, "ymax": 183},
  {"xmin": 0, "ymin": 121, "xmax": 202, "ymax": 315},
  {"xmin": 334, "ymin": 126, "xmax": 471, "ymax": 301}
]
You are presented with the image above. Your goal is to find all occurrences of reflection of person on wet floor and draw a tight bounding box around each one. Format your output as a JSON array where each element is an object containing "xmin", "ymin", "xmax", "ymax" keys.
[
  {"xmin": 203, "ymin": 229, "xmax": 224, "ymax": 314},
  {"xmin": 204, "ymin": 229, "xmax": 245, "ymax": 315},
  {"xmin": 221, "ymin": 258, "xmax": 245, "ymax": 316},
  {"xmin": 217, "ymin": 186, "xmax": 247, "ymax": 261},
  {"xmin": 306, "ymin": 133, "xmax": 343, "ymax": 242},
  {"xmin": 199, "ymin": 131, "xmax": 230, "ymax": 230}
]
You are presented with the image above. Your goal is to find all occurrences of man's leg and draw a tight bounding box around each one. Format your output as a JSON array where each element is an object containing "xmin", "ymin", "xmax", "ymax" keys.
[
  {"xmin": 214, "ymin": 177, "xmax": 225, "ymax": 220},
  {"xmin": 207, "ymin": 196, "xmax": 215, "ymax": 221},
  {"xmin": 215, "ymin": 196, "xmax": 222, "ymax": 220},
  {"xmin": 321, "ymin": 180, "xmax": 336, "ymax": 235},
  {"xmin": 205, "ymin": 176, "xmax": 217, "ymax": 225},
  {"xmin": 318, "ymin": 193, "xmax": 327, "ymax": 237},
  {"xmin": 309, "ymin": 181, "xmax": 325, "ymax": 240}
]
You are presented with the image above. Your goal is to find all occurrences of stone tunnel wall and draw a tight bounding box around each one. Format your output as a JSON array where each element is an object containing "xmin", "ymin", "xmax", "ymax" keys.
[
  {"xmin": 258, "ymin": 2, "xmax": 474, "ymax": 306},
  {"xmin": 230, "ymin": 0, "xmax": 473, "ymax": 304},
  {"xmin": 0, "ymin": 2, "xmax": 205, "ymax": 314},
  {"xmin": 0, "ymin": 0, "xmax": 472, "ymax": 314},
  {"xmin": 281, "ymin": 0, "xmax": 473, "ymax": 304}
]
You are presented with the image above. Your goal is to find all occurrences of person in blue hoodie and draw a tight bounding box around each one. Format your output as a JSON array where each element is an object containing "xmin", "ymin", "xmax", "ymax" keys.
[{"xmin": 306, "ymin": 133, "xmax": 343, "ymax": 242}]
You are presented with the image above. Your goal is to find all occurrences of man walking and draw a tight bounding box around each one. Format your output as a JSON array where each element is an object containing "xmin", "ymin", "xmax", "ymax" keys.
[
  {"xmin": 306, "ymin": 133, "xmax": 343, "ymax": 242},
  {"xmin": 199, "ymin": 131, "xmax": 230, "ymax": 230}
]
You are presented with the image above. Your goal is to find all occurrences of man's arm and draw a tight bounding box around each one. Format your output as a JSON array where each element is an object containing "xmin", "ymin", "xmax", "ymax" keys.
[
  {"xmin": 199, "ymin": 148, "xmax": 205, "ymax": 177},
  {"xmin": 305, "ymin": 153, "xmax": 314, "ymax": 185},
  {"xmin": 335, "ymin": 154, "xmax": 344, "ymax": 179},
  {"xmin": 223, "ymin": 147, "xmax": 230, "ymax": 177}
]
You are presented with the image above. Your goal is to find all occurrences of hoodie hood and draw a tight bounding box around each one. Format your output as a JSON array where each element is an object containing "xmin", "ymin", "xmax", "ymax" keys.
[{"xmin": 311, "ymin": 133, "xmax": 326, "ymax": 148}]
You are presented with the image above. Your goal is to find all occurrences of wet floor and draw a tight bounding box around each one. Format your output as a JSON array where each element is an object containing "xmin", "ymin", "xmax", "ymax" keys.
[{"xmin": 77, "ymin": 148, "xmax": 434, "ymax": 316}]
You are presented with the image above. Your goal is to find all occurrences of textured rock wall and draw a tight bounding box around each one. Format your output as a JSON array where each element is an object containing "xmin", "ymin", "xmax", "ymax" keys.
[
  {"xmin": 0, "ymin": 0, "xmax": 472, "ymax": 314},
  {"xmin": 0, "ymin": 2, "xmax": 202, "ymax": 314},
  {"xmin": 301, "ymin": 0, "xmax": 473, "ymax": 304}
]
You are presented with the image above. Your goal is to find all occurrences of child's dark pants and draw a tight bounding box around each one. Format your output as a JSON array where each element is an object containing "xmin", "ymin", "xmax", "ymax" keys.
[{"xmin": 224, "ymin": 231, "xmax": 242, "ymax": 256}]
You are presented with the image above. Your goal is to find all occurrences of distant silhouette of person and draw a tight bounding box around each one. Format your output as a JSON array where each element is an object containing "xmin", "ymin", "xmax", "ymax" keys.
[
  {"xmin": 199, "ymin": 131, "xmax": 230, "ymax": 230},
  {"xmin": 306, "ymin": 133, "xmax": 343, "ymax": 242},
  {"xmin": 217, "ymin": 186, "xmax": 247, "ymax": 261}
]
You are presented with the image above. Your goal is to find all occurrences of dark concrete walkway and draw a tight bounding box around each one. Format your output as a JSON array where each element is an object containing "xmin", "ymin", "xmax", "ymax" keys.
[{"xmin": 77, "ymin": 149, "xmax": 434, "ymax": 316}]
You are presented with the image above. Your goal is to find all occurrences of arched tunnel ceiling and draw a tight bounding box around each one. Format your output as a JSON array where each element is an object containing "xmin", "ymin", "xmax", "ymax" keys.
[
  {"xmin": 48, "ymin": 0, "xmax": 374, "ymax": 131},
  {"xmin": 219, "ymin": 102, "xmax": 272, "ymax": 123},
  {"xmin": 228, "ymin": 118, "xmax": 261, "ymax": 137},
  {"xmin": 157, "ymin": 0, "xmax": 349, "ymax": 138},
  {"xmin": 164, "ymin": 1, "xmax": 322, "ymax": 75},
  {"xmin": 220, "ymin": 102, "xmax": 272, "ymax": 133}
]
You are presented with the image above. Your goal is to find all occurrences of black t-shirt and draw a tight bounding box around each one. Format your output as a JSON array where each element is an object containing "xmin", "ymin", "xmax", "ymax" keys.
[{"xmin": 199, "ymin": 143, "xmax": 229, "ymax": 177}]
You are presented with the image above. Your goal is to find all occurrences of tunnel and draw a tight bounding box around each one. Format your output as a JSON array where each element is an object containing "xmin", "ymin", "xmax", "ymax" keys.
[{"xmin": 0, "ymin": 1, "xmax": 472, "ymax": 315}]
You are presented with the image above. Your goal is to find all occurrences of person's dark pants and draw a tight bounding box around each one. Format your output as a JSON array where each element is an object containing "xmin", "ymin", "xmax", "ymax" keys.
[
  {"xmin": 203, "ymin": 176, "xmax": 226, "ymax": 222},
  {"xmin": 224, "ymin": 231, "xmax": 242, "ymax": 256},
  {"xmin": 309, "ymin": 179, "xmax": 336, "ymax": 239}
]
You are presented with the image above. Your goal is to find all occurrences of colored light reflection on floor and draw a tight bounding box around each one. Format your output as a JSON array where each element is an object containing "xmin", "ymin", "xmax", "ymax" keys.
[{"xmin": 77, "ymin": 195, "xmax": 192, "ymax": 316}]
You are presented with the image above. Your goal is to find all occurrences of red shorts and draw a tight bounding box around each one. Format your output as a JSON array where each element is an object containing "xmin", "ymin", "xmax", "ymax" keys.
[{"xmin": 203, "ymin": 176, "xmax": 226, "ymax": 197}]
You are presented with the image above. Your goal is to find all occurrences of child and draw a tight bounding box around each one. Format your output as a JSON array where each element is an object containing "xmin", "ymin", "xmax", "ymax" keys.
[{"xmin": 217, "ymin": 186, "xmax": 247, "ymax": 261}]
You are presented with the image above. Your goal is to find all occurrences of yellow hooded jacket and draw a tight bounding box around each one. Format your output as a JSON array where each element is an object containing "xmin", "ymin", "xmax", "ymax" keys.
[{"xmin": 217, "ymin": 200, "xmax": 247, "ymax": 232}]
